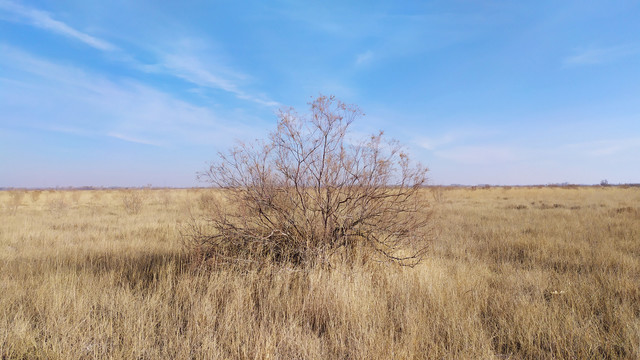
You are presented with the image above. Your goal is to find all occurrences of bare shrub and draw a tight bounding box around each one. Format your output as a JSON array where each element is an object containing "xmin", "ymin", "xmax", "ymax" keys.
[
  {"xmin": 187, "ymin": 95, "xmax": 432, "ymax": 267},
  {"xmin": 122, "ymin": 190, "xmax": 143, "ymax": 215}
]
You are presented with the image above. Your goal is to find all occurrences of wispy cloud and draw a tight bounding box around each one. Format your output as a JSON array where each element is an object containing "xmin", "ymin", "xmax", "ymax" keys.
[
  {"xmin": 153, "ymin": 52, "xmax": 243, "ymax": 95},
  {"xmin": 0, "ymin": 0, "xmax": 116, "ymax": 51},
  {"xmin": 564, "ymin": 44, "xmax": 638, "ymax": 66},
  {"xmin": 429, "ymin": 136, "xmax": 640, "ymax": 172},
  {"xmin": 107, "ymin": 132, "xmax": 162, "ymax": 147},
  {"xmin": 122, "ymin": 41, "xmax": 280, "ymax": 107},
  {"xmin": 415, "ymin": 128, "xmax": 500, "ymax": 151},
  {"xmin": 565, "ymin": 138, "xmax": 640, "ymax": 156},
  {"xmin": 416, "ymin": 134, "xmax": 457, "ymax": 150},
  {"xmin": 355, "ymin": 50, "xmax": 374, "ymax": 66},
  {"xmin": 0, "ymin": 1, "xmax": 278, "ymax": 107},
  {"xmin": 434, "ymin": 145, "xmax": 516, "ymax": 164},
  {"xmin": 0, "ymin": 45, "xmax": 262, "ymax": 147},
  {"xmin": 147, "ymin": 51, "xmax": 280, "ymax": 107}
]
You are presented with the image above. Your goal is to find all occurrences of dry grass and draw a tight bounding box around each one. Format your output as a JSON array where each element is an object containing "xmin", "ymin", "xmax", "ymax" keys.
[{"xmin": 1, "ymin": 186, "xmax": 639, "ymax": 359}]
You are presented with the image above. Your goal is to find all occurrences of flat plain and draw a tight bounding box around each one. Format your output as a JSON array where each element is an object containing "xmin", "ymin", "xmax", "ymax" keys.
[{"xmin": 1, "ymin": 186, "xmax": 639, "ymax": 359}]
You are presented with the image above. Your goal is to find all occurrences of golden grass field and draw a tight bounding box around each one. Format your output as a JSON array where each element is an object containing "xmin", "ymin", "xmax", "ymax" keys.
[{"xmin": 1, "ymin": 186, "xmax": 639, "ymax": 359}]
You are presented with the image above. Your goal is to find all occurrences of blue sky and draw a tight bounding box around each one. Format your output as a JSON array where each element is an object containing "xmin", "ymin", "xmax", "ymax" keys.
[{"xmin": 1, "ymin": 0, "xmax": 639, "ymax": 187}]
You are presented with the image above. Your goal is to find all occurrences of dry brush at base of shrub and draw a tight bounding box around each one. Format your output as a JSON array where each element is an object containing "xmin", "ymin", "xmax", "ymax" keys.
[{"xmin": 186, "ymin": 96, "xmax": 432, "ymax": 267}]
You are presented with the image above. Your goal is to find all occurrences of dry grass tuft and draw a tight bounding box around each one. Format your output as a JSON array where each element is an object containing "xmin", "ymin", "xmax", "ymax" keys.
[
  {"xmin": 0, "ymin": 187, "xmax": 639, "ymax": 359},
  {"xmin": 121, "ymin": 190, "xmax": 144, "ymax": 215},
  {"xmin": 4, "ymin": 190, "xmax": 25, "ymax": 215}
]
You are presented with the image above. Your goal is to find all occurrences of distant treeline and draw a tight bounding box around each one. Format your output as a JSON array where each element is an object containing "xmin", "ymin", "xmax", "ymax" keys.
[
  {"xmin": 1, "ymin": 183, "xmax": 639, "ymax": 191},
  {"xmin": 0, "ymin": 186, "xmax": 205, "ymax": 191}
]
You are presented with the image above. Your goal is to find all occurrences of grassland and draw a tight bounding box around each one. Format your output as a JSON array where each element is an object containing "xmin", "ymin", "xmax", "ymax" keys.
[{"xmin": 1, "ymin": 186, "xmax": 639, "ymax": 359}]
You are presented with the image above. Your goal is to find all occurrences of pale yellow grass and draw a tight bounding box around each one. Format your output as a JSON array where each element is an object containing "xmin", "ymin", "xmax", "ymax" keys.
[{"xmin": 1, "ymin": 187, "xmax": 639, "ymax": 359}]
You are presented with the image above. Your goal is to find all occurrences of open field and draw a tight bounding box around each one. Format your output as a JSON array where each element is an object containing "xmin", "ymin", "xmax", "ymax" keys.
[{"xmin": 1, "ymin": 186, "xmax": 639, "ymax": 359}]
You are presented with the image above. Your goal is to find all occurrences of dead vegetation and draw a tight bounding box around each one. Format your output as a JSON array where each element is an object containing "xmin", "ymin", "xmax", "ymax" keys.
[
  {"xmin": 189, "ymin": 96, "xmax": 431, "ymax": 267},
  {"xmin": 1, "ymin": 186, "xmax": 639, "ymax": 359},
  {"xmin": 121, "ymin": 189, "xmax": 144, "ymax": 215}
]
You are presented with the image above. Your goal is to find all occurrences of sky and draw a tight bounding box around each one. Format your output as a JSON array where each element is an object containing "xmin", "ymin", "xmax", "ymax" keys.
[{"xmin": 1, "ymin": 0, "xmax": 639, "ymax": 187}]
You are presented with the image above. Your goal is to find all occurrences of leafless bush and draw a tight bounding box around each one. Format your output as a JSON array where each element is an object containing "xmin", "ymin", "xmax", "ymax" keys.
[
  {"xmin": 122, "ymin": 190, "xmax": 143, "ymax": 215},
  {"xmin": 187, "ymin": 95, "xmax": 432, "ymax": 267}
]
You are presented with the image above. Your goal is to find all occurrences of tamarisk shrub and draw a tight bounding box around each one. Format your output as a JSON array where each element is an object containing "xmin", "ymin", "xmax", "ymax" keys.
[{"xmin": 187, "ymin": 95, "xmax": 432, "ymax": 267}]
